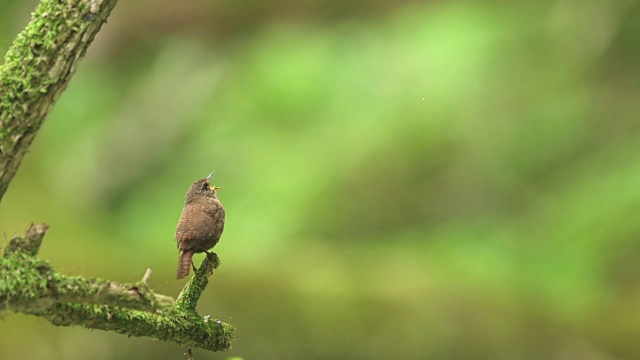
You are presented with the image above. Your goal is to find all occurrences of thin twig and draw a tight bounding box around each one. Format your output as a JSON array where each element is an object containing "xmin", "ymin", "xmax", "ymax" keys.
[{"xmin": 141, "ymin": 268, "xmax": 152, "ymax": 284}]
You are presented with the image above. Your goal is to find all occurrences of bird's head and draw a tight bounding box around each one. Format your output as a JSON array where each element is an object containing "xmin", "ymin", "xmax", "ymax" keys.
[{"xmin": 185, "ymin": 170, "xmax": 222, "ymax": 202}]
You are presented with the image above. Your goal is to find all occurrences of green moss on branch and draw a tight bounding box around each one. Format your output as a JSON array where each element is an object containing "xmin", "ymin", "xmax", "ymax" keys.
[
  {"xmin": 0, "ymin": 223, "xmax": 235, "ymax": 352},
  {"xmin": 36, "ymin": 303, "xmax": 235, "ymax": 351},
  {"xmin": 0, "ymin": 0, "xmax": 118, "ymax": 201},
  {"xmin": 175, "ymin": 252, "xmax": 220, "ymax": 313}
]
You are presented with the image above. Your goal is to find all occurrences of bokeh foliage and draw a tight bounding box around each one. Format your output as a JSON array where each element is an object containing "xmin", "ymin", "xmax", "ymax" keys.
[{"xmin": 2, "ymin": 0, "xmax": 640, "ymax": 359}]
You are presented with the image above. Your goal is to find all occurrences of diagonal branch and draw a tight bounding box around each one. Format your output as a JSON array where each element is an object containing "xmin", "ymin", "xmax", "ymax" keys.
[
  {"xmin": 0, "ymin": 224, "xmax": 235, "ymax": 352},
  {"xmin": 0, "ymin": 0, "xmax": 118, "ymax": 201}
]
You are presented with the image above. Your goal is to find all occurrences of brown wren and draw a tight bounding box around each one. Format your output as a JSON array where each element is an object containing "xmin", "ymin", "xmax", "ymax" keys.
[{"xmin": 174, "ymin": 171, "xmax": 225, "ymax": 279}]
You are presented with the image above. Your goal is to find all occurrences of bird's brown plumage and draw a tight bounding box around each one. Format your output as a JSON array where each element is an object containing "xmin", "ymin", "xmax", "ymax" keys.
[{"xmin": 174, "ymin": 176, "xmax": 225, "ymax": 279}]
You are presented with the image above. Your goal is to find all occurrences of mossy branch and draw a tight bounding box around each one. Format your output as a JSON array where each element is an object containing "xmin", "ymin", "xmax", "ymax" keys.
[
  {"xmin": 0, "ymin": 0, "xmax": 235, "ymax": 352},
  {"xmin": 0, "ymin": 224, "xmax": 235, "ymax": 351},
  {"xmin": 0, "ymin": 0, "xmax": 118, "ymax": 201},
  {"xmin": 175, "ymin": 252, "xmax": 220, "ymax": 313}
]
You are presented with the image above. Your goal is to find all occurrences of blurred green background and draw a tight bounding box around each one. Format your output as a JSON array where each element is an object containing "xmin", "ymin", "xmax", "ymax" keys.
[{"xmin": 2, "ymin": 0, "xmax": 640, "ymax": 359}]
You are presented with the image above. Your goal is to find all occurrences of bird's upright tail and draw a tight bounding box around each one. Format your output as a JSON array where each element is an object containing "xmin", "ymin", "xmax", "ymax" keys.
[{"xmin": 177, "ymin": 250, "xmax": 193, "ymax": 279}]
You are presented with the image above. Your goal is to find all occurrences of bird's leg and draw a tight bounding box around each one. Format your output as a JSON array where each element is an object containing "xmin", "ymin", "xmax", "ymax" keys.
[{"xmin": 191, "ymin": 260, "xmax": 197, "ymax": 273}]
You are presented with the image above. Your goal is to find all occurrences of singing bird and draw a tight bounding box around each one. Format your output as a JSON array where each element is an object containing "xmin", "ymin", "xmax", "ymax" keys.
[{"xmin": 174, "ymin": 171, "xmax": 225, "ymax": 279}]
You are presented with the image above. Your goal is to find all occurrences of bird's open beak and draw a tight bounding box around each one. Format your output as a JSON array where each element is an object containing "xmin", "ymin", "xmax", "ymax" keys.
[{"xmin": 207, "ymin": 171, "xmax": 221, "ymax": 190}]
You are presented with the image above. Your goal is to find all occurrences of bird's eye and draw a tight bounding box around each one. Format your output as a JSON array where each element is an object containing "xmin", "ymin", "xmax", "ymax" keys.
[{"xmin": 202, "ymin": 183, "xmax": 209, "ymax": 190}]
